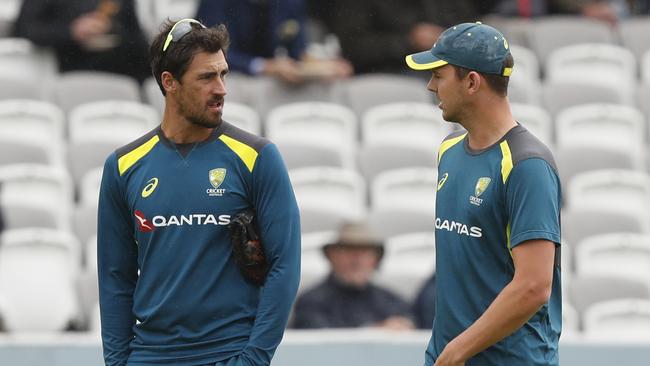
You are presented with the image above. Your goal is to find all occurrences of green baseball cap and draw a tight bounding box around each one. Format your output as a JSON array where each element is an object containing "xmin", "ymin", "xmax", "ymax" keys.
[{"xmin": 405, "ymin": 22, "xmax": 513, "ymax": 77}]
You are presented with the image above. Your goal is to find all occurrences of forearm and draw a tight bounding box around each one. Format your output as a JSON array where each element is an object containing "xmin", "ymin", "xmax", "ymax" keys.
[{"xmin": 449, "ymin": 277, "xmax": 549, "ymax": 361}]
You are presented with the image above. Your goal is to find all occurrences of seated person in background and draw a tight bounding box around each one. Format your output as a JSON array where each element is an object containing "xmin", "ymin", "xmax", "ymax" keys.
[
  {"xmin": 12, "ymin": 0, "xmax": 150, "ymax": 82},
  {"xmin": 196, "ymin": 0, "xmax": 352, "ymax": 84},
  {"xmin": 292, "ymin": 221, "xmax": 414, "ymax": 330},
  {"xmin": 412, "ymin": 273, "xmax": 436, "ymax": 330}
]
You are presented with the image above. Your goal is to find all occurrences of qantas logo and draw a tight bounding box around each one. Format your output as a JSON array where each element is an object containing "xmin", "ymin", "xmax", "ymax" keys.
[
  {"xmin": 435, "ymin": 218, "xmax": 482, "ymax": 238},
  {"xmin": 134, "ymin": 210, "xmax": 154, "ymax": 232},
  {"xmin": 134, "ymin": 211, "xmax": 231, "ymax": 232}
]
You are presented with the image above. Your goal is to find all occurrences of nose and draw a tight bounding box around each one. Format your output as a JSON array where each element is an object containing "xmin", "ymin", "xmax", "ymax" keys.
[
  {"xmin": 212, "ymin": 77, "xmax": 227, "ymax": 97},
  {"xmin": 427, "ymin": 75, "xmax": 437, "ymax": 93}
]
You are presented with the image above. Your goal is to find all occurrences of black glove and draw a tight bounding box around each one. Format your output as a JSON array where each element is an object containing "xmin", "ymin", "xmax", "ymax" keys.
[{"xmin": 228, "ymin": 209, "xmax": 268, "ymax": 286}]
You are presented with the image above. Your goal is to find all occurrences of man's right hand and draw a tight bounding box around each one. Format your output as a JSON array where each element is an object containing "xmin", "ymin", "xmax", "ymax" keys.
[
  {"xmin": 263, "ymin": 58, "xmax": 304, "ymax": 84},
  {"xmin": 71, "ymin": 12, "xmax": 111, "ymax": 45}
]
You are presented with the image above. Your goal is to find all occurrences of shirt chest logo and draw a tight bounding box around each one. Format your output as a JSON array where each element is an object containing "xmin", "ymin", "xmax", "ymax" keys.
[
  {"xmin": 207, "ymin": 168, "xmax": 227, "ymax": 197},
  {"xmin": 437, "ymin": 172, "xmax": 449, "ymax": 191},
  {"xmin": 141, "ymin": 177, "xmax": 159, "ymax": 198},
  {"xmin": 469, "ymin": 177, "xmax": 491, "ymax": 206}
]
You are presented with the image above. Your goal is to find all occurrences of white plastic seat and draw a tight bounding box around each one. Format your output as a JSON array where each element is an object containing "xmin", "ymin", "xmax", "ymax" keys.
[
  {"xmin": 510, "ymin": 103, "xmax": 553, "ymax": 145},
  {"xmin": 0, "ymin": 228, "xmax": 81, "ymax": 331},
  {"xmin": 223, "ymin": 102, "xmax": 262, "ymax": 135},
  {"xmin": 555, "ymin": 104, "xmax": 646, "ymax": 168},
  {"xmin": 0, "ymin": 134, "xmax": 64, "ymax": 167},
  {"xmin": 567, "ymin": 169, "xmax": 650, "ymax": 225},
  {"xmin": 563, "ymin": 301, "xmax": 579, "ymax": 335},
  {"xmin": 568, "ymin": 275, "xmax": 650, "ymax": 316},
  {"xmin": 546, "ymin": 44, "xmax": 636, "ymax": 104},
  {"xmin": 253, "ymin": 77, "xmax": 338, "ymax": 115},
  {"xmin": 576, "ymin": 233, "xmax": 650, "ymax": 282},
  {"xmin": 341, "ymin": 74, "xmax": 432, "ymax": 117},
  {"xmin": 299, "ymin": 231, "xmax": 336, "ymax": 292},
  {"xmin": 79, "ymin": 167, "xmax": 104, "ymax": 208},
  {"xmin": 361, "ymin": 102, "xmax": 449, "ymax": 152},
  {"xmin": 53, "ymin": 71, "xmax": 142, "ymax": 113},
  {"xmin": 619, "ymin": 18, "xmax": 650, "ymax": 60},
  {"xmin": 277, "ymin": 141, "xmax": 347, "ymax": 170},
  {"xmin": 267, "ymin": 102, "xmax": 357, "ymax": 166},
  {"xmin": 584, "ymin": 299, "xmax": 650, "ymax": 339},
  {"xmin": 509, "ymin": 45, "xmax": 540, "ymax": 82},
  {"xmin": 374, "ymin": 232, "xmax": 435, "ymax": 301},
  {"xmin": 555, "ymin": 145, "xmax": 638, "ymax": 190},
  {"xmin": 528, "ymin": 17, "xmax": 615, "ymax": 64},
  {"xmin": 367, "ymin": 207, "xmax": 435, "ymax": 240},
  {"xmin": 69, "ymin": 101, "xmax": 159, "ymax": 144},
  {"xmin": 0, "ymin": 99, "xmax": 65, "ymax": 142},
  {"xmin": 0, "ymin": 164, "xmax": 73, "ymax": 230},
  {"xmin": 371, "ymin": 168, "xmax": 437, "ymax": 213},
  {"xmin": 542, "ymin": 80, "xmax": 624, "ymax": 117},
  {"xmin": 357, "ymin": 143, "xmax": 436, "ymax": 182},
  {"xmin": 290, "ymin": 167, "xmax": 367, "ymax": 220},
  {"xmin": 152, "ymin": 0, "xmax": 200, "ymax": 31},
  {"xmin": 643, "ymin": 50, "xmax": 650, "ymax": 85},
  {"xmin": 0, "ymin": 38, "xmax": 57, "ymax": 87}
]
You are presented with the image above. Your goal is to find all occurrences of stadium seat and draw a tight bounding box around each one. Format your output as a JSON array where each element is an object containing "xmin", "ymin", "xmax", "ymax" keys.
[
  {"xmin": 277, "ymin": 141, "xmax": 348, "ymax": 170},
  {"xmin": 267, "ymin": 102, "xmax": 357, "ymax": 163},
  {"xmin": 299, "ymin": 206, "xmax": 348, "ymax": 234},
  {"xmin": 367, "ymin": 207, "xmax": 435, "ymax": 240},
  {"xmin": 0, "ymin": 134, "xmax": 62, "ymax": 167},
  {"xmin": 67, "ymin": 142, "xmax": 115, "ymax": 195},
  {"xmin": 69, "ymin": 101, "xmax": 159, "ymax": 143},
  {"xmin": 509, "ymin": 45, "xmax": 540, "ymax": 81},
  {"xmin": 528, "ymin": 16, "xmax": 615, "ymax": 64},
  {"xmin": 563, "ymin": 301, "xmax": 579, "ymax": 334},
  {"xmin": 340, "ymin": 74, "xmax": 432, "ymax": 117},
  {"xmin": 0, "ymin": 38, "xmax": 58, "ymax": 88},
  {"xmin": 510, "ymin": 103, "xmax": 553, "ymax": 145},
  {"xmin": 299, "ymin": 231, "xmax": 336, "ymax": 293},
  {"xmin": 253, "ymin": 77, "xmax": 339, "ymax": 115},
  {"xmin": 555, "ymin": 145, "xmax": 637, "ymax": 190},
  {"xmin": 584, "ymin": 299, "xmax": 650, "ymax": 339},
  {"xmin": 52, "ymin": 71, "xmax": 141, "ymax": 113},
  {"xmin": 566, "ymin": 169, "xmax": 650, "ymax": 224},
  {"xmin": 542, "ymin": 80, "xmax": 625, "ymax": 117},
  {"xmin": 561, "ymin": 208, "xmax": 646, "ymax": 253},
  {"xmin": 374, "ymin": 231, "xmax": 435, "ymax": 301},
  {"xmin": 76, "ymin": 235, "xmax": 99, "ymax": 330},
  {"xmin": 370, "ymin": 168, "xmax": 437, "ymax": 212},
  {"xmin": 357, "ymin": 143, "xmax": 436, "ymax": 183},
  {"xmin": 223, "ymin": 102, "xmax": 262, "ymax": 135},
  {"xmin": 72, "ymin": 204, "xmax": 98, "ymax": 250},
  {"xmin": 619, "ymin": 17, "xmax": 650, "ymax": 60},
  {"xmin": 567, "ymin": 275, "xmax": 650, "ymax": 318},
  {"xmin": 481, "ymin": 15, "xmax": 532, "ymax": 48},
  {"xmin": 638, "ymin": 84, "xmax": 650, "ymax": 131},
  {"xmin": 142, "ymin": 77, "xmax": 165, "ymax": 116},
  {"xmin": 575, "ymin": 233, "xmax": 650, "ymax": 283},
  {"xmin": 0, "ymin": 99, "xmax": 65, "ymax": 142},
  {"xmin": 0, "ymin": 164, "xmax": 73, "ymax": 230},
  {"xmin": 546, "ymin": 44, "xmax": 636, "ymax": 104},
  {"xmin": 643, "ymin": 50, "xmax": 650, "ymax": 85},
  {"xmin": 555, "ymin": 104, "xmax": 646, "ymax": 168},
  {"xmin": 0, "ymin": 228, "xmax": 81, "ymax": 332},
  {"xmin": 151, "ymin": 0, "xmax": 200, "ymax": 31},
  {"xmin": 0, "ymin": 78, "xmax": 43, "ymax": 101},
  {"xmin": 290, "ymin": 167, "xmax": 367, "ymax": 220},
  {"xmin": 361, "ymin": 102, "xmax": 450, "ymax": 152}
]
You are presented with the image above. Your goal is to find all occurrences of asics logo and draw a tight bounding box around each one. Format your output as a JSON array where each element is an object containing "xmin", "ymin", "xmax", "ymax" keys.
[
  {"xmin": 437, "ymin": 173, "xmax": 449, "ymax": 191},
  {"xmin": 141, "ymin": 178, "xmax": 158, "ymax": 198}
]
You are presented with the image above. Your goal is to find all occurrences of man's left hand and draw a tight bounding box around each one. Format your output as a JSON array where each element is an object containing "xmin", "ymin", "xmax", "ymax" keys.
[{"xmin": 434, "ymin": 340, "xmax": 466, "ymax": 366}]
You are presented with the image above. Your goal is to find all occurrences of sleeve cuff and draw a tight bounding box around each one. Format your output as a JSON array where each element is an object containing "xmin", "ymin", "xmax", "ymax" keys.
[{"xmin": 510, "ymin": 230, "xmax": 561, "ymax": 249}]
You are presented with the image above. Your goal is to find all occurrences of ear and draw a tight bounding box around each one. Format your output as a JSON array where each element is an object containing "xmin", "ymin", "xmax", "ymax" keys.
[
  {"xmin": 161, "ymin": 71, "xmax": 177, "ymax": 94},
  {"xmin": 466, "ymin": 71, "xmax": 482, "ymax": 95}
]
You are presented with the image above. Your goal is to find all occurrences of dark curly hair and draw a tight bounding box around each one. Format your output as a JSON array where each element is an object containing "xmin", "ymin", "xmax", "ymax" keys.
[{"xmin": 149, "ymin": 19, "xmax": 230, "ymax": 96}]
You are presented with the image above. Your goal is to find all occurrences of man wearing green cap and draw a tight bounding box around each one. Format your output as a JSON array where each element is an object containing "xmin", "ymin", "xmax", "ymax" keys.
[{"xmin": 405, "ymin": 22, "xmax": 562, "ymax": 366}]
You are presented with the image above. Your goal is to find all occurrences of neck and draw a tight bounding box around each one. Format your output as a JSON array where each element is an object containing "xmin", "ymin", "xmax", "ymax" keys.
[
  {"xmin": 160, "ymin": 100, "xmax": 215, "ymax": 144},
  {"xmin": 461, "ymin": 95, "xmax": 516, "ymax": 150}
]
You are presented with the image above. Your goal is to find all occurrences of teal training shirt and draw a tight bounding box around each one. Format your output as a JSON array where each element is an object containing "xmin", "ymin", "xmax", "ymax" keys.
[
  {"xmin": 98, "ymin": 121, "xmax": 301, "ymax": 366},
  {"xmin": 425, "ymin": 125, "xmax": 562, "ymax": 366}
]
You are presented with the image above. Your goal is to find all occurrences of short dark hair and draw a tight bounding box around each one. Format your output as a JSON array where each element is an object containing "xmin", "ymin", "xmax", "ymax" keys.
[
  {"xmin": 149, "ymin": 19, "xmax": 230, "ymax": 96},
  {"xmin": 452, "ymin": 53, "xmax": 514, "ymax": 97}
]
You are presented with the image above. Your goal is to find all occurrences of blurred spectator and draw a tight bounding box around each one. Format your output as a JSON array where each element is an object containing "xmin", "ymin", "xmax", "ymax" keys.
[
  {"xmin": 412, "ymin": 273, "xmax": 436, "ymax": 330},
  {"xmin": 292, "ymin": 222, "xmax": 414, "ymax": 330},
  {"xmin": 490, "ymin": 0, "xmax": 631, "ymax": 24},
  {"xmin": 308, "ymin": 0, "xmax": 484, "ymax": 74},
  {"xmin": 12, "ymin": 0, "xmax": 150, "ymax": 82},
  {"xmin": 196, "ymin": 0, "xmax": 352, "ymax": 84}
]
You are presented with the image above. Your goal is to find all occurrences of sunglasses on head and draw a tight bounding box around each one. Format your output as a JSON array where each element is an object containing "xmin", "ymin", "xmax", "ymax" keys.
[{"xmin": 162, "ymin": 18, "xmax": 207, "ymax": 52}]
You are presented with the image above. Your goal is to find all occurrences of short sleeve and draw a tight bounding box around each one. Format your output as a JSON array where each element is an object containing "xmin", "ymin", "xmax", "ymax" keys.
[{"xmin": 505, "ymin": 158, "xmax": 562, "ymax": 249}]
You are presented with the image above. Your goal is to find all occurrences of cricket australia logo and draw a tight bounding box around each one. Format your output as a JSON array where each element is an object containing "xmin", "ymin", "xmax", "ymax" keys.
[
  {"xmin": 469, "ymin": 177, "xmax": 491, "ymax": 206},
  {"xmin": 207, "ymin": 168, "xmax": 227, "ymax": 197}
]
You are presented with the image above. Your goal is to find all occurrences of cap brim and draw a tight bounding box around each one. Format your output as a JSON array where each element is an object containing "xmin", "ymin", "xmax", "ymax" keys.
[{"xmin": 405, "ymin": 51, "xmax": 449, "ymax": 71}]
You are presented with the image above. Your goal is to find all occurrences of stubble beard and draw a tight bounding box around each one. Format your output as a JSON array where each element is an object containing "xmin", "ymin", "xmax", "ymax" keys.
[{"xmin": 177, "ymin": 93, "xmax": 222, "ymax": 129}]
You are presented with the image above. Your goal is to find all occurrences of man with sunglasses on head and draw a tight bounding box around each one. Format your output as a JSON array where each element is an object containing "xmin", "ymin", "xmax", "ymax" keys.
[{"xmin": 97, "ymin": 19, "xmax": 300, "ymax": 366}]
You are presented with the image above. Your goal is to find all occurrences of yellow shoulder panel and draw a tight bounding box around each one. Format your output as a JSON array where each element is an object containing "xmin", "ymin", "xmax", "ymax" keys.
[
  {"xmin": 438, "ymin": 133, "xmax": 467, "ymax": 163},
  {"xmin": 118, "ymin": 135, "xmax": 160, "ymax": 176},
  {"xmin": 219, "ymin": 134, "xmax": 259, "ymax": 172},
  {"xmin": 500, "ymin": 140, "xmax": 513, "ymax": 184}
]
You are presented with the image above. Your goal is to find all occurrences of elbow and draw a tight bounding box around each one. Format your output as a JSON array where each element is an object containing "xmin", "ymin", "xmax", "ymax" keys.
[{"xmin": 521, "ymin": 279, "xmax": 552, "ymax": 309}]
